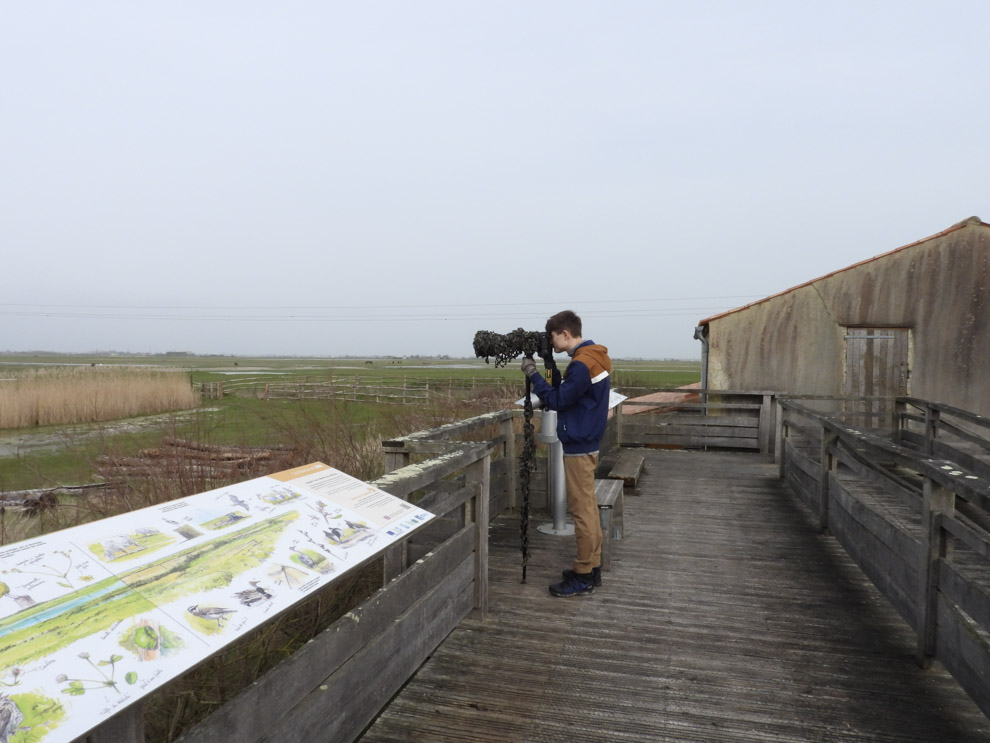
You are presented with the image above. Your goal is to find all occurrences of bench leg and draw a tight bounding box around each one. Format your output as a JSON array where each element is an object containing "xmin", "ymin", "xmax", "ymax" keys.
[{"xmin": 598, "ymin": 505, "xmax": 613, "ymax": 572}]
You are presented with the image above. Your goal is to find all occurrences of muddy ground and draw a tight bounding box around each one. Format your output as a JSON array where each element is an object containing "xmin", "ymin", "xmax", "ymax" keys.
[{"xmin": 0, "ymin": 409, "xmax": 215, "ymax": 458}]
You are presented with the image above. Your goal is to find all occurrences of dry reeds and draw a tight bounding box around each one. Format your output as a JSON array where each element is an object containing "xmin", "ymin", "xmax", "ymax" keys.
[
  {"xmin": 0, "ymin": 366, "xmax": 198, "ymax": 429},
  {"xmin": 0, "ymin": 381, "xmax": 519, "ymax": 741}
]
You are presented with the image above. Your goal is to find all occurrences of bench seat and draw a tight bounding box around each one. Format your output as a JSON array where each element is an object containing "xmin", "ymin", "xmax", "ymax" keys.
[
  {"xmin": 595, "ymin": 478, "xmax": 624, "ymax": 571},
  {"xmin": 608, "ymin": 448, "xmax": 646, "ymax": 489}
]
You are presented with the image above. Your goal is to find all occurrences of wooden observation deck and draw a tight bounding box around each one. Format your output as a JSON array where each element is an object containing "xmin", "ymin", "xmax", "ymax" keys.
[{"xmin": 359, "ymin": 448, "xmax": 990, "ymax": 742}]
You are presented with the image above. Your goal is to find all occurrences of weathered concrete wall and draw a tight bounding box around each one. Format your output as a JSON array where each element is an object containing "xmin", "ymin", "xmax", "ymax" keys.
[{"xmin": 703, "ymin": 217, "xmax": 990, "ymax": 415}]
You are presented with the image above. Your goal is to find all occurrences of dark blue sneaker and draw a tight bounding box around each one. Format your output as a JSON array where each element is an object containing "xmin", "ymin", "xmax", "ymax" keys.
[
  {"xmin": 562, "ymin": 566, "xmax": 602, "ymax": 587},
  {"xmin": 549, "ymin": 572, "xmax": 595, "ymax": 597}
]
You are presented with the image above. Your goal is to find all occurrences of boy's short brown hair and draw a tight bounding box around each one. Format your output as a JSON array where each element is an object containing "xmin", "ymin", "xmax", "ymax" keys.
[{"xmin": 545, "ymin": 310, "xmax": 582, "ymax": 337}]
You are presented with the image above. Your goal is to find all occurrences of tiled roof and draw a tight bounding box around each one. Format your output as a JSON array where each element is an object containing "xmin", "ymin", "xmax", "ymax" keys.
[{"xmin": 698, "ymin": 216, "xmax": 988, "ymax": 325}]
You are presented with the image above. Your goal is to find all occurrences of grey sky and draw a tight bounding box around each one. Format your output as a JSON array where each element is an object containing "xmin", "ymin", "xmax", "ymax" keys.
[{"xmin": 3, "ymin": 1, "xmax": 988, "ymax": 359}]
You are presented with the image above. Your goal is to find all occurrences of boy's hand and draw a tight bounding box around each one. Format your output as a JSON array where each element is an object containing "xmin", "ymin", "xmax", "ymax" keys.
[{"xmin": 520, "ymin": 357, "xmax": 537, "ymax": 377}]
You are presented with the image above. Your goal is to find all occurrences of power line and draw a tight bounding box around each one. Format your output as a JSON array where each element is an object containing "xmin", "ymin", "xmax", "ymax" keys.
[
  {"xmin": 0, "ymin": 294, "xmax": 764, "ymax": 312},
  {"xmin": 0, "ymin": 307, "xmax": 742, "ymax": 322}
]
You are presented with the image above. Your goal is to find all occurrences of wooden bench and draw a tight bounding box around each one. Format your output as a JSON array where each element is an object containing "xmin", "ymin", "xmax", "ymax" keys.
[
  {"xmin": 608, "ymin": 448, "xmax": 646, "ymax": 489},
  {"xmin": 595, "ymin": 478, "xmax": 624, "ymax": 571}
]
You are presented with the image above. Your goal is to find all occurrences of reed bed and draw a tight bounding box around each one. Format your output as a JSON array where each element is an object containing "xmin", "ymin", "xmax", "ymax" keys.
[
  {"xmin": 0, "ymin": 386, "xmax": 514, "ymax": 742},
  {"xmin": 0, "ymin": 367, "xmax": 198, "ymax": 429}
]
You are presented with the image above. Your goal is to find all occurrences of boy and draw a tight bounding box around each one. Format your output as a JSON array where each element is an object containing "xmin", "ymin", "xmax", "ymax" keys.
[{"xmin": 521, "ymin": 310, "xmax": 611, "ymax": 596}]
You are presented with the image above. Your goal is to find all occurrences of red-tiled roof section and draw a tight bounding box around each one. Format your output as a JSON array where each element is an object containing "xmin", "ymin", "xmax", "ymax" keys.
[
  {"xmin": 698, "ymin": 216, "xmax": 989, "ymax": 326},
  {"xmin": 622, "ymin": 382, "xmax": 701, "ymax": 415}
]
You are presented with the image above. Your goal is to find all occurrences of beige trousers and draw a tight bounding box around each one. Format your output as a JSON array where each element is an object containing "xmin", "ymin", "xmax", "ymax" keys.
[{"xmin": 563, "ymin": 453, "xmax": 602, "ymax": 573}]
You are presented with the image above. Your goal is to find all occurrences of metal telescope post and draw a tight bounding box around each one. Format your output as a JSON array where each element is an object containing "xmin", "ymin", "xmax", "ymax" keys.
[{"xmin": 536, "ymin": 354, "xmax": 573, "ymax": 536}]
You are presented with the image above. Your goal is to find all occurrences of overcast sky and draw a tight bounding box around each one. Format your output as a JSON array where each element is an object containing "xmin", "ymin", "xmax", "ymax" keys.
[{"xmin": 3, "ymin": 2, "xmax": 987, "ymax": 360}]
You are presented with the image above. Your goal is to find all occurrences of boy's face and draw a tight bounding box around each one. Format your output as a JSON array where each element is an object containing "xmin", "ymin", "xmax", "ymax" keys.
[{"xmin": 550, "ymin": 330, "xmax": 572, "ymax": 353}]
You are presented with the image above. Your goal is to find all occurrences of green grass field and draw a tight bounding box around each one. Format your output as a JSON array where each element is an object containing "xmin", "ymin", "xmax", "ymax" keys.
[{"xmin": 0, "ymin": 354, "xmax": 700, "ymax": 494}]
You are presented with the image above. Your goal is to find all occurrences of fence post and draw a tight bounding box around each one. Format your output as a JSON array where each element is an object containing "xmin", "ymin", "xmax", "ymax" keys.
[
  {"xmin": 917, "ymin": 476, "xmax": 954, "ymax": 666},
  {"xmin": 466, "ymin": 451, "xmax": 491, "ymax": 619},
  {"xmin": 818, "ymin": 428, "xmax": 838, "ymax": 532}
]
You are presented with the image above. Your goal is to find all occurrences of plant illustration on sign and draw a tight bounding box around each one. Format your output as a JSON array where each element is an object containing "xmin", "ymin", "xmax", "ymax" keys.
[
  {"xmin": 2, "ymin": 550, "xmax": 76, "ymax": 589},
  {"xmin": 0, "ymin": 670, "xmax": 20, "ymax": 689},
  {"xmin": 57, "ymin": 653, "xmax": 136, "ymax": 697}
]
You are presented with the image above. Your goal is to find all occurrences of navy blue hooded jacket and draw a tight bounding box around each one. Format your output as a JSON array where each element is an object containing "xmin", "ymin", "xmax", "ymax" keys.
[{"xmin": 527, "ymin": 339, "xmax": 612, "ymax": 455}]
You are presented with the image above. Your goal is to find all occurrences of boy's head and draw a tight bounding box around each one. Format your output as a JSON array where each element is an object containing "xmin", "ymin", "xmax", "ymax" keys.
[
  {"xmin": 545, "ymin": 310, "xmax": 583, "ymax": 353},
  {"xmin": 545, "ymin": 310, "xmax": 582, "ymax": 337}
]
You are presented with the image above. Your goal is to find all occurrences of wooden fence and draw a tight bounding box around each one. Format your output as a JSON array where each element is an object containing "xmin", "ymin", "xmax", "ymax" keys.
[
  {"xmin": 203, "ymin": 376, "xmax": 513, "ymax": 405},
  {"xmin": 71, "ymin": 390, "xmax": 990, "ymax": 741},
  {"xmin": 777, "ymin": 396, "xmax": 990, "ymax": 719}
]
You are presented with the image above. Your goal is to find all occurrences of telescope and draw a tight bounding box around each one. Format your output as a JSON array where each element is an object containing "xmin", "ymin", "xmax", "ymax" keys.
[
  {"xmin": 473, "ymin": 327, "xmax": 571, "ymax": 576},
  {"xmin": 472, "ymin": 328, "xmax": 553, "ymax": 368}
]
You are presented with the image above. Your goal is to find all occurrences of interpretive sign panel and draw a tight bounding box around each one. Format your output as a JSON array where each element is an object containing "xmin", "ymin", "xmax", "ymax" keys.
[{"xmin": 0, "ymin": 462, "xmax": 433, "ymax": 743}]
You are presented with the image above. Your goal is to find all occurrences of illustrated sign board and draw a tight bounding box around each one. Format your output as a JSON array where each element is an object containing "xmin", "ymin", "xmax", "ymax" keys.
[{"xmin": 0, "ymin": 462, "xmax": 433, "ymax": 743}]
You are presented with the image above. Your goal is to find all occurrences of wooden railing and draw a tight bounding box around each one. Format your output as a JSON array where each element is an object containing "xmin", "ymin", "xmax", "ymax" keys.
[
  {"xmin": 167, "ymin": 443, "xmax": 493, "ymax": 743},
  {"xmin": 896, "ymin": 397, "xmax": 990, "ymax": 477},
  {"xmin": 71, "ymin": 438, "xmax": 495, "ymax": 743},
  {"xmin": 616, "ymin": 389, "xmax": 777, "ymax": 455},
  {"xmin": 777, "ymin": 397, "xmax": 990, "ymax": 719},
  {"xmin": 87, "ymin": 388, "xmax": 990, "ymax": 742}
]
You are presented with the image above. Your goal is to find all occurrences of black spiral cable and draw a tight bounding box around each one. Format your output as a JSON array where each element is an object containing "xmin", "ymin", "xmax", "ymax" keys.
[
  {"xmin": 519, "ymin": 375, "xmax": 536, "ymax": 583},
  {"xmin": 472, "ymin": 329, "xmax": 547, "ymax": 585}
]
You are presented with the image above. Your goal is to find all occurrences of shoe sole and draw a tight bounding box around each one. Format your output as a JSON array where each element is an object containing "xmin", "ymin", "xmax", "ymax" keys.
[{"xmin": 549, "ymin": 585, "xmax": 595, "ymax": 597}]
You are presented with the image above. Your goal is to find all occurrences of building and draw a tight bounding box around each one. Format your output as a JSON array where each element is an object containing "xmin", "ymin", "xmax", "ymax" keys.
[{"xmin": 695, "ymin": 217, "xmax": 990, "ymax": 416}]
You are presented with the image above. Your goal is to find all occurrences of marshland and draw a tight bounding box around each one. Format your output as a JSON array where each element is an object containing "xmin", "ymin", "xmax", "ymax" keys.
[{"xmin": 0, "ymin": 351, "xmax": 699, "ymax": 742}]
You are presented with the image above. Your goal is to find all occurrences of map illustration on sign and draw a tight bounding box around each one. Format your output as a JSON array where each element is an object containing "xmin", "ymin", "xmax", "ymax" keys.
[{"xmin": 0, "ymin": 462, "xmax": 433, "ymax": 743}]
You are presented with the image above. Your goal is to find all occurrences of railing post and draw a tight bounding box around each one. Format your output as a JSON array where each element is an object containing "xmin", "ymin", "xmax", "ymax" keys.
[
  {"xmin": 818, "ymin": 428, "xmax": 838, "ymax": 532},
  {"xmin": 892, "ymin": 397, "xmax": 907, "ymax": 444},
  {"xmin": 776, "ymin": 403, "xmax": 787, "ymax": 478},
  {"xmin": 383, "ymin": 449, "xmax": 411, "ymax": 475},
  {"xmin": 917, "ymin": 476, "xmax": 953, "ymax": 666},
  {"xmin": 924, "ymin": 404, "xmax": 940, "ymax": 456},
  {"xmin": 758, "ymin": 393, "xmax": 774, "ymax": 456},
  {"xmin": 381, "ymin": 446, "xmax": 411, "ymax": 583},
  {"xmin": 466, "ymin": 452, "xmax": 491, "ymax": 619},
  {"xmin": 615, "ymin": 401, "xmax": 624, "ymax": 448}
]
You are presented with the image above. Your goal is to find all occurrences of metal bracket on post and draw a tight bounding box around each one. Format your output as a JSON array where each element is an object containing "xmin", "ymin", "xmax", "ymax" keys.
[{"xmin": 536, "ymin": 410, "xmax": 574, "ymax": 537}]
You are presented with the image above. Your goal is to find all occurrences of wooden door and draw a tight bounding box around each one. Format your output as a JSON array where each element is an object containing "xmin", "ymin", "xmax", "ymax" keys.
[{"xmin": 843, "ymin": 327, "xmax": 911, "ymax": 424}]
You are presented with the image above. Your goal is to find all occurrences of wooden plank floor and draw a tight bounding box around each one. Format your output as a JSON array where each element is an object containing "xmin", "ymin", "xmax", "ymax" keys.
[{"xmin": 358, "ymin": 450, "xmax": 990, "ymax": 742}]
